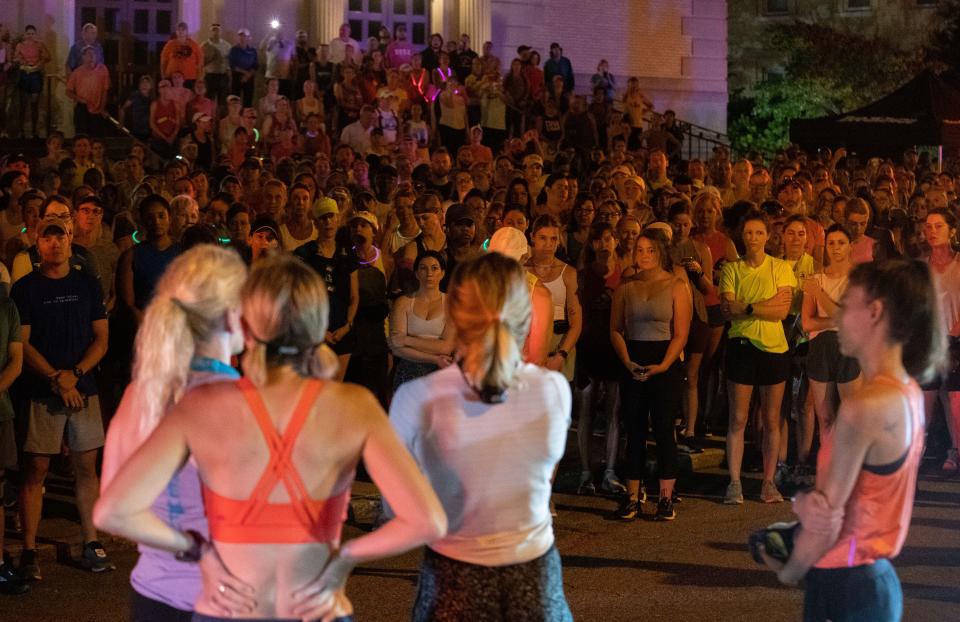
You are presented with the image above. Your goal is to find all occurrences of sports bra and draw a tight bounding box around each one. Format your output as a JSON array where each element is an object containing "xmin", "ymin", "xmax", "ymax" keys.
[{"xmin": 202, "ymin": 378, "xmax": 351, "ymax": 544}]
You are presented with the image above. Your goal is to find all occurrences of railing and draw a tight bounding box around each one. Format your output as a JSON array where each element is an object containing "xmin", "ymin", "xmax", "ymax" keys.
[{"xmin": 677, "ymin": 119, "xmax": 730, "ymax": 162}]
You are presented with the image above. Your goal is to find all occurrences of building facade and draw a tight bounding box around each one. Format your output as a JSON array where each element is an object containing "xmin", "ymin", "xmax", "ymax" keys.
[
  {"xmin": 9, "ymin": 0, "xmax": 728, "ymax": 135},
  {"xmin": 729, "ymin": 0, "xmax": 940, "ymax": 95}
]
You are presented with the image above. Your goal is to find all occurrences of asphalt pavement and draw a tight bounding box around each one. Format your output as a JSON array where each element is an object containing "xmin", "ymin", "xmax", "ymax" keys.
[{"xmin": 1, "ymin": 450, "xmax": 958, "ymax": 621}]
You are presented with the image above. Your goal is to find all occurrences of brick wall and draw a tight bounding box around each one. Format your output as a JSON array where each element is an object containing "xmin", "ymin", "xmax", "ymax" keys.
[{"xmin": 490, "ymin": 0, "xmax": 728, "ymax": 132}]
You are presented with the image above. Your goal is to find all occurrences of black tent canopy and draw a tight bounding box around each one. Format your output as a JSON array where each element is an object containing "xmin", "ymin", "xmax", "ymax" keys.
[{"xmin": 790, "ymin": 69, "xmax": 960, "ymax": 151}]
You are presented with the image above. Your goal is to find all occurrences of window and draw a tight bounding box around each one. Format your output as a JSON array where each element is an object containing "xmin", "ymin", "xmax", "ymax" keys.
[
  {"xmin": 347, "ymin": 0, "xmax": 430, "ymax": 49},
  {"xmin": 917, "ymin": 0, "xmax": 938, "ymax": 6},
  {"xmin": 764, "ymin": 0, "xmax": 789, "ymax": 15},
  {"xmin": 845, "ymin": 0, "xmax": 871, "ymax": 10}
]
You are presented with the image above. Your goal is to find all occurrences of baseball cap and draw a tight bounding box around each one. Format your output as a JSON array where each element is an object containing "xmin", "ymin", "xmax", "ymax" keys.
[
  {"xmin": 488, "ymin": 227, "xmax": 528, "ymax": 261},
  {"xmin": 645, "ymin": 221, "xmax": 673, "ymax": 241},
  {"xmin": 523, "ymin": 153, "xmax": 544, "ymax": 167},
  {"xmin": 251, "ymin": 215, "xmax": 279, "ymax": 240},
  {"xmin": 444, "ymin": 203, "xmax": 475, "ymax": 227},
  {"xmin": 312, "ymin": 197, "xmax": 339, "ymax": 219},
  {"xmin": 624, "ymin": 175, "xmax": 645, "ymax": 188},
  {"xmin": 38, "ymin": 217, "xmax": 68, "ymax": 237},
  {"xmin": 226, "ymin": 94, "xmax": 241, "ymax": 104},
  {"xmin": 349, "ymin": 210, "xmax": 379, "ymax": 231},
  {"xmin": 191, "ymin": 112, "xmax": 212, "ymax": 124},
  {"xmin": 237, "ymin": 28, "xmax": 251, "ymax": 36},
  {"xmin": 612, "ymin": 165, "xmax": 634, "ymax": 177}
]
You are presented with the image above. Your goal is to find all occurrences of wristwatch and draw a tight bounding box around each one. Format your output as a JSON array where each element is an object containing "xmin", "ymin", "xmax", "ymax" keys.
[
  {"xmin": 175, "ymin": 529, "xmax": 206, "ymax": 563},
  {"xmin": 745, "ymin": 303, "xmax": 754, "ymax": 316},
  {"xmin": 73, "ymin": 366, "xmax": 84, "ymax": 379}
]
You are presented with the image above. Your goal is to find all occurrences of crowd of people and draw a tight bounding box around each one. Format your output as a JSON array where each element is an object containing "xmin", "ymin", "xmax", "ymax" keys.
[{"xmin": 0, "ymin": 17, "xmax": 954, "ymax": 622}]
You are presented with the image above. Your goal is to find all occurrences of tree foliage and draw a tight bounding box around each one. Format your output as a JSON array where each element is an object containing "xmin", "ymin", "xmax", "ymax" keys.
[{"xmin": 730, "ymin": 21, "xmax": 923, "ymax": 154}]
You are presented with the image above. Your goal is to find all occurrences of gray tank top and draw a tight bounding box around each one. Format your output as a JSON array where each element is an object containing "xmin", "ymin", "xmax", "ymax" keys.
[{"xmin": 623, "ymin": 278, "xmax": 674, "ymax": 341}]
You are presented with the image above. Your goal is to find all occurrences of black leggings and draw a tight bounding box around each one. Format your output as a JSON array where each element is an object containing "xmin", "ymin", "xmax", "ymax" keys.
[
  {"xmin": 130, "ymin": 591, "xmax": 192, "ymax": 622},
  {"xmin": 620, "ymin": 340, "xmax": 681, "ymax": 482}
]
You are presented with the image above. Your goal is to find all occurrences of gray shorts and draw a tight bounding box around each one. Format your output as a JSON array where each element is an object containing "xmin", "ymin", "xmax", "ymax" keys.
[
  {"xmin": 0, "ymin": 418, "xmax": 16, "ymax": 470},
  {"xmin": 24, "ymin": 395, "xmax": 104, "ymax": 455}
]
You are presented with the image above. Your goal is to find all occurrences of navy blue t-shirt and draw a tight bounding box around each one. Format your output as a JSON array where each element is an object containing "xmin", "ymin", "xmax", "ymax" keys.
[{"xmin": 11, "ymin": 270, "xmax": 107, "ymax": 398}]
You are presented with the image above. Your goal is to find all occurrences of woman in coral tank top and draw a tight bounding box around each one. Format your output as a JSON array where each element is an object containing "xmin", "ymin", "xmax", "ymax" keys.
[{"xmin": 760, "ymin": 258, "xmax": 946, "ymax": 622}]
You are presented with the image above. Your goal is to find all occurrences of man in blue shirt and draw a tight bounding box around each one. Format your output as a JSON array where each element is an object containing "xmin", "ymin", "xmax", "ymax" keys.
[
  {"xmin": 229, "ymin": 28, "xmax": 259, "ymax": 107},
  {"xmin": 11, "ymin": 217, "xmax": 111, "ymax": 580},
  {"xmin": 544, "ymin": 42, "xmax": 574, "ymax": 94},
  {"xmin": 66, "ymin": 23, "xmax": 104, "ymax": 74}
]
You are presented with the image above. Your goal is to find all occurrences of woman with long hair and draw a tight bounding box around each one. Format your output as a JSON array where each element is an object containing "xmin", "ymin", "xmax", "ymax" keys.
[
  {"xmin": 610, "ymin": 229, "xmax": 692, "ymax": 521},
  {"xmin": 762, "ymin": 259, "xmax": 945, "ymax": 622},
  {"xmin": 575, "ymin": 221, "xmax": 627, "ymax": 495},
  {"xmin": 389, "ymin": 250, "xmax": 454, "ymax": 390},
  {"xmin": 101, "ymin": 245, "xmax": 256, "ymax": 620},
  {"xmin": 390, "ymin": 252, "xmax": 573, "ymax": 621},
  {"xmin": 801, "ymin": 224, "xmax": 861, "ymax": 473},
  {"xmin": 566, "ymin": 192, "xmax": 596, "ymax": 268},
  {"xmin": 921, "ymin": 208, "xmax": 960, "ymax": 472},
  {"xmin": 96, "ymin": 254, "xmax": 446, "ymax": 622}
]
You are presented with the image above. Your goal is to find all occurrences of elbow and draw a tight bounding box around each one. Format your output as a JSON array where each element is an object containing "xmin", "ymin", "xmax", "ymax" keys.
[{"xmin": 92, "ymin": 497, "xmax": 124, "ymax": 535}]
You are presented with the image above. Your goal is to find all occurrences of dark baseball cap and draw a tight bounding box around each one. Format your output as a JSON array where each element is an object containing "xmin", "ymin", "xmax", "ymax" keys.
[{"xmin": 445, "ymin": 203, "xmax": 475, "ymax": 227}]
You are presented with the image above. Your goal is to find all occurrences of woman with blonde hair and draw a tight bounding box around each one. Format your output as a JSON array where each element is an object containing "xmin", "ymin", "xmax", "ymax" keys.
[
  {"xmin": 391, "ymin": 252, "xmax": 573, "ymax": 621},
  {"xmin": 97, "ymin": 254, "xmax": 446, "ymax": 622},
  {"xmin": 102, "ymin": 245, "xmax": 255, "ymax": 620}
]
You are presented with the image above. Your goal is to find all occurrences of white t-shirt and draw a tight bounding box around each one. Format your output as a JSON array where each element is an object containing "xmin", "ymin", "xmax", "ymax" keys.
[
  {"xmin": 339, "ymin": 121, "xmax": 372, "ymax": 155},
  {"xmin": 328, "ymin": 37, "xmax": 360, "ymax": 64},
  {"xmin": 389, "ymin": 363, "xmax": 571, "ymax": 566}
]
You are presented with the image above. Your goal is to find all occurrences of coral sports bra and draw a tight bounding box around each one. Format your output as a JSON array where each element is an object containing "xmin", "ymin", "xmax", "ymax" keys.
[{"xmin": 202, "ymin": 378, "xmax": 351, "ymax": 544}]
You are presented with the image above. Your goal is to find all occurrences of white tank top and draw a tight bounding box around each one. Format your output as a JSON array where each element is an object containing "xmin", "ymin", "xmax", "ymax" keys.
[
  {"xmin": 540, "ymin": 264, "xmax": 567, "ymax": 320},
  {"xmin": 931, "ymin": 255, "xmax": 960, "ymax": 336},
  {"xmin": 406, "ymin": 294, "xmax": 445, "ymax": 339},
  {"xmin": 809, "ymin": 272, "xmax": 849, "ymax": 340}
]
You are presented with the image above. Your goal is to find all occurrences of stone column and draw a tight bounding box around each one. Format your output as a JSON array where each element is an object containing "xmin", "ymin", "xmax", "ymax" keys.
[
  {"xmin": 42, "ymin": 0, "xmax": 76, "ymax": 135},
  {"xmin": 458, "ymin": 0, "xmax": 491, "ymax": 49},
  {"xmin": 312, "ymin": 0, "xmax": 346, "ymax": 46}
]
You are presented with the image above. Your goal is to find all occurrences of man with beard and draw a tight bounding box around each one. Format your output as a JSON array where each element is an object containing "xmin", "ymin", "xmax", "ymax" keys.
[
  {"xmin": 440, "ymin": 203, "xmax": 481, "ymax": 292},
  {"xmin": 427, "ymin": 148, "xmax": 454, "ymax": 199}
]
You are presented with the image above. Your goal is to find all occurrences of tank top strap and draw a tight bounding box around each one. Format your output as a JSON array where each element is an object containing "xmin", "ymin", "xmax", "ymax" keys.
[{"xmin": 235, "ymin": 378, "xmax": 324, "ymax": 522}]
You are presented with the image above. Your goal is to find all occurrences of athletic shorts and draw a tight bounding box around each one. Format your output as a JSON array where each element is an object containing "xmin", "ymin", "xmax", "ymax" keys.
[
  {"xmin": 18, "ymin": 70, "xmax": 43, "ymax": 95},
  {"xmin": 685, "ymin": 315, "xmax": 712, "ymax": 355},
  {"xmin": 413, "ymin": 546, "xmax": 573, "ymax": 622},
  {"xmin": 23, "ymin": 395, "xmax": 104, "ymax": 455},
  {"xmin": 804, "ymin": 558, "xmax": 902, "ymax": 622},
  {"xmin": 807, "ymin": 331, "xmax": 860, "ymax": 384},
  {"xmin": 724, "ymin": 337, "xmax": 790, "ymax": 386},
  {"xmin": 0, "ymin": 418, "xmax": 16, "ymax": 470}
]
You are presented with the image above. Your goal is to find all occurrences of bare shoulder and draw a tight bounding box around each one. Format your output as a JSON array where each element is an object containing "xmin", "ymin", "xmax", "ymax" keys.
[
  {"xmin": 322, "ymin": 381, "xmax": 385, "ymax": 422},
  {"xmin": 838, "ymin": 381, "xmax": 905, "ymax": 427},
  {"xmin": 167, "ymin": 380, "xmax": 240, "ymax": 423}
]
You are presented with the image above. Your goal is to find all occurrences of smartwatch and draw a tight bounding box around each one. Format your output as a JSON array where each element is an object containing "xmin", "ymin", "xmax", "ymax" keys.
[
  {"xmin": 745, "ymin": 303, "xmax": 754, "ymax": 316},
  {"xmin": 73, "ymin": 366, "xmax": 84, "ymax": 379},
  {"xmin": 175, "ymin": 529, "xmax": 206, "ymax": 563}
]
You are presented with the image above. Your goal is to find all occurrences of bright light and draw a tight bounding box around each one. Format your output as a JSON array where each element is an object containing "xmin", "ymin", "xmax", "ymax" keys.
[{"xmin": 270, "ymin": 19, "xmax": 280, "ymax": 29}]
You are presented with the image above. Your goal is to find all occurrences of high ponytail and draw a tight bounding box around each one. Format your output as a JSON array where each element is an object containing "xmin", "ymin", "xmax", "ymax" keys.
[
  {"xmin": 848, "ymin": 258, "xmax": 947, "ymax": 383},
  {"xmin": 448, "ymin": 253, "xmax": 531, "ymax": 399},
  {"xmin": 132, "ymin": 245, "xmax": 247, "ymax": 439}
]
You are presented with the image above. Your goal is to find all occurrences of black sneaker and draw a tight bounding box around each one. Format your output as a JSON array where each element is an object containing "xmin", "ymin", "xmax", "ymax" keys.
[
  {"xmin": 671, "ymin": 489, "xmax": 682, "ymax": 504},
  {"xmin": 614, "ymin": 498, "xmax": 642, "ymax": 521},
  {"xmin": 677, "ymin": 436, "xmax": 704, "ymax": 454},
  {"xmin": 654, "ymin": 497, "xmax": 676, "ymax": 521},
  {"xmin": 0, "ymin": 560, "xmax": 29, "ymax": 595},
  {"xmin": 18, "ymin": 549, "xmax": 40, "ymax": 582},
  {"xmin": 80, "ymin": 541, "xmax": 116, "ymax": 573}
]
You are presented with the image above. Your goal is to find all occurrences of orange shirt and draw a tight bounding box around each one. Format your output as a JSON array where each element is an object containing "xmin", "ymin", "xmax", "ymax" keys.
[
  {"xmin": 66, "ymin": 63, "xmax": 110, "ymax": 113},
  {"xmin": 161, "ymin": 38, "xmax": 203, "ymax": 80},
  {"xmin": 815, "ymin": 376, "xmax": 924, "ymax": 568}
]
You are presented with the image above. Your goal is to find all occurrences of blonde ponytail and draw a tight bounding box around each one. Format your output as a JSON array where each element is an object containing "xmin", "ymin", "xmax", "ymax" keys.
[
  {"xmin": 448, "ymin": 253, "xmax": 531, "ymax": 397},
  {"xmin": 132, "ymin": 245, "xmax": 247, "ymax": 439},
  {"xmin": 241, "ymin": 254, "xmax": 339, "ymax": 385}
]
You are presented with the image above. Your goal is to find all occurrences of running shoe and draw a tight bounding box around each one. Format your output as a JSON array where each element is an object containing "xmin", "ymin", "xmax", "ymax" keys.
[
  {"xmin": 760, "ymin": 480, "xmax": 784, "ymax": 504},
  {"xmin": 614, "ymin": 497, "xmax": 642, "ymax": 521},
  {"xmin": 671, "ymin": 489, "xmax": 682, "ymax": 504},
  {"xmin": 600, "ymin": 470, "xmax": 627, "ymax": 495},
  {"xmin": 0, "ymin": 555, "xmax": 28, "ymax": 595},
  {"xmin": 18, "ymin": 549, "xmax": 40, "ymax": 582},
  {"xmin": 577, "ymin": 471, "xmax": 595, "ymax": 495},
  {"xmin": 677, "ymin": 436, "xmax": 704, "ymax": 454},
  {"xmin": 80, "ymin": 541, "xmax": 116, "ymax": 573},
  {"xmin": 654, "ymin": 497, "xmax": 676, "ymax": 521},
  {"xmin": 723, "ymin": 480, "xmax": 744, "ymax": 505},
  {"xmin": 942, "ymin": 448, "xmax": 959, "ymax": 474}
]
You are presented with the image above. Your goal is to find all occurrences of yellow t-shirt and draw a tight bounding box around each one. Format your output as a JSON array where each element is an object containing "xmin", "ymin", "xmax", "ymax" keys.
[{"xmin": 719, "ymin": 255, "xmax": 797, "ymax": 354}]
